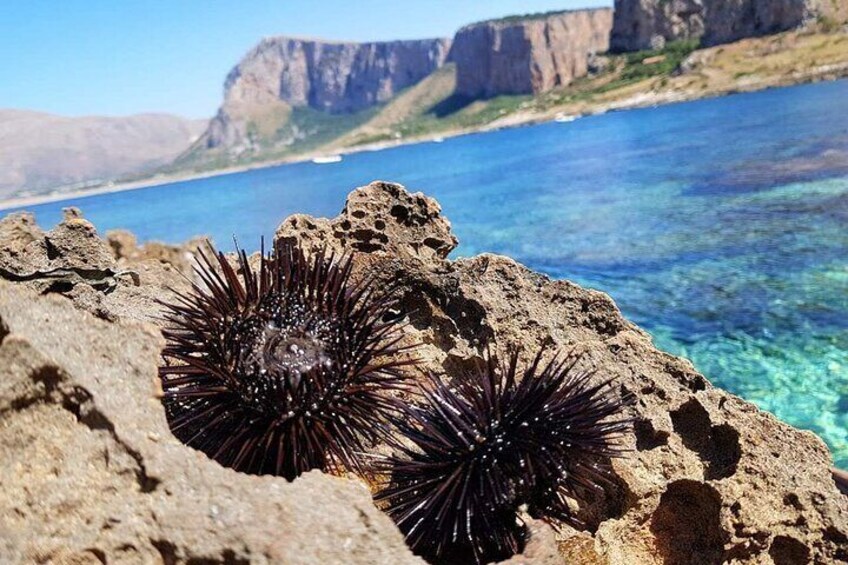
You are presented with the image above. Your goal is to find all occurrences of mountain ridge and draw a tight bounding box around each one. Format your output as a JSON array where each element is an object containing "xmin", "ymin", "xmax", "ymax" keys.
[
  {"xmin": 0, "ymin": 111, "xmax": 206, "ymax": 200},
  {"xmin": 198, "ymin": 36, "xmax": 452, "ymax": 154}
]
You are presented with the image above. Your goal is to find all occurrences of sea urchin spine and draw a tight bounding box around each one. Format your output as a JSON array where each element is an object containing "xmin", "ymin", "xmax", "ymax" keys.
[
  {"xmin": 374, "ymin": 349, "xmax": 630, "ymax": 563},
  {"xmin": 159, "ymin": 240, "xmax": 413, "ymax": 481}
]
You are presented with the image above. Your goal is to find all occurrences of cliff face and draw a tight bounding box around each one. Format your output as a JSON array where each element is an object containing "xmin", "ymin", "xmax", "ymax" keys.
[
  {"xmin": 705, "ymin": 0, "xmax": 848, "ymax": 45},
  {"xmin": 451, "ymin": 9, "xmax": 613, "ymax": 99},
  {"xmin": 610, "ymin": 0, "xmax": 705, "ymax": 52},
  {"xmin": 204, "ymin": 37, "xmax": 451, "ymax": 150},
  {"xmin": 611, "ymin": 0, "xmax": 848, "ymax": 51}
]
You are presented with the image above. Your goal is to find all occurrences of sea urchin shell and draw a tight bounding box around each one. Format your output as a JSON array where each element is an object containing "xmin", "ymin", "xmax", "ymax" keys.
[
  {"xmin": 374, "ymin": 348, "xmax": 630, "ymax": 563},
  {"xmin": 159, "ymin": 240, "xmax": 413, "ymax": 481}
]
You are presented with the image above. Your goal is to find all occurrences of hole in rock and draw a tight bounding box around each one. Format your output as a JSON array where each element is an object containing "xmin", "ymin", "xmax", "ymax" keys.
[
  {"xmin": 44, "ymin": 280, "xmax": 75, "ymax": 294},
  {"xmin": 634, "ymin": 419, "xmax": 669, "ymax": 450},
  {"xmin": 824, "ymin": 527, "xmax": 848, "ymax": 561},
  {"xmin": 186, "ymin": 550, "xmax": 250, "ymax": 565},
  {"xmin": 571, "ymin": 463, "xmax": 634, "ymax": 531},
  {"xmin": 422, "ymin": 237, "xmax": 445, "ymax": 252},
  {"xmin": 671, "ymin": 399, "xmax": 741, "ymax": 479},
  {"xmin": 390, "ymin": 204, "xmax": 410, "ymax": 224},
  {"xmin": 45, "ymin": 237, "xmax": 60, "ymax": 260},
  {"xmin": 650, "ymin": 480, "xmax": 727, "ymax": 565},
  {"xmin": 768, "ymin": 536, "xmax": 810, "ymax": 565},
  {"xmin": 442, "ymin": 296, "xmax": 493, "ymax": 346}
]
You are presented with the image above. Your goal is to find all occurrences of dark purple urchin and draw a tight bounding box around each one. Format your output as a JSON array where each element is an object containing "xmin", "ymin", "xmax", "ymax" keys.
[
  {"xmin": 158, "ymin": 240, "xmax": 414, "ymax": 481},
  {"xmin": 373, "ymin": 349, "xmax": 630, "ymax": 563}
]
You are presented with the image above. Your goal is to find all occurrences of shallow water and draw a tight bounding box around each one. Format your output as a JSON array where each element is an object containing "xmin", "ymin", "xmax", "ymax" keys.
[{"xmin": 6, "ymin": 80, "xmax": 848, "ymax": 466}]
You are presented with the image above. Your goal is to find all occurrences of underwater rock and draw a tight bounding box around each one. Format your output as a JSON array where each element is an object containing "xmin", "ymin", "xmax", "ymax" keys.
[{"xmin": 0, "ymin": 180, "xmax": 846, "ymax": 563}]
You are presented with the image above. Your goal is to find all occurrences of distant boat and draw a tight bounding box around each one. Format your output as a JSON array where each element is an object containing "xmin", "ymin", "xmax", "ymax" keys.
[
  {"xmin": 554, "ymin": 113, "xmax": 580, "ymax": 123},
  {"xmin": 432, "ymin": 137, "xmax": 445, "ymax": 143},
  {"xmin": 312, "ymin": 155, "xmax": 342, "ymax": 164}
]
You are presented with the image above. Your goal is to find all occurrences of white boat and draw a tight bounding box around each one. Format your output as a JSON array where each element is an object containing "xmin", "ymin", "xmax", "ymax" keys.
[
  {"xmin": 432, "ymin": 137, "xmax": 445, "ymax": 143},
  {"xmin": 554, "ymin": 113, "xmax": 580, "ymax": 123},
  {"xmin": 312, "ymin": 155, "xmax": 342, "ymax": 164}
]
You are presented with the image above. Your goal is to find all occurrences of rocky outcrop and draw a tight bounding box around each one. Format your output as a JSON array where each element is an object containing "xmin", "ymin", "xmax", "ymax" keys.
[
  {"xmin": 704, "ymin": 0, "xmax": 848, "ymax": 46},
  {"xmin": 2, "ymin": 182, "xmax": 847, "ymax": 563},
  {"xmin": 610, "ymin": 0, "xmax": 705, "ymax": 52},
  {"xmin": 450, "ymin": 9, "xmax": 613, "ymax": 99},
  {"xmin": 203, "ymin": 37, "xmax": 451, "ymax": 150},
  {"xmin": 611, "ymin": 0, "xmax": 848, "ymax": 52}
]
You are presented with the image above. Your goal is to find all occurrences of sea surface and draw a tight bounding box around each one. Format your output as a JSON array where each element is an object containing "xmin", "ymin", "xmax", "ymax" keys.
[{"xmin": 6, "ymin": 80, "xmax": 848, "ymax": 466}]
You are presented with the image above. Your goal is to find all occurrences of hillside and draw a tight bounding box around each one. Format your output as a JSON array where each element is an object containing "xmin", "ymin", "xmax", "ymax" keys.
[
  {"xmin": 0, "ymin": 111, "xmax": 205, "ymax": 200},
  {"xmin": 169, "ymin": 25, "xmax": 848, "ymax": 177},
  {"xmin": 4, "ymin": 6, "xmax": 847, "ymax": 205},
  {"xmin": 190, "ymin": 36, "xmax": 451, "ymax": 159}
]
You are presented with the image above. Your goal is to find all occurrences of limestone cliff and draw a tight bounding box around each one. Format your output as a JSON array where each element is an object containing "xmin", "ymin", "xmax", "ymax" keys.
[
  {"xmin": 203, "ymin": 37, "xmax": 451, "ymax": 150},
  {"xmin": 610, "ymin": 0, "xmax": 705, "ymax": 51},
  {"xmin": 705, "ymin": 0, "xmax": 848, "ymax": 45},
  {"xmin": 450, "ymin": 9, "xmax": 613, "ymax": 99},
  {"xmin": 611, "ymin": 0, "xmax": 848, "ymax": 51}
]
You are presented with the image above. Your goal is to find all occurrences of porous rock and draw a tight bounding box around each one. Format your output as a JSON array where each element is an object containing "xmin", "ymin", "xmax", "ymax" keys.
[
  {"xmin": 0, "ymin": 281, "xmax": 420, "ymax": 564},
  {"xmin": 276, "ymin": 181, "xmax": 848, "ymax": 564},
  {"xmin": 106, "ymin": 228, "xmax": 206, "ymax": 276},
  {"xmin": 1, "ymin": 181, "xmax": 846, "ymax": 564}
]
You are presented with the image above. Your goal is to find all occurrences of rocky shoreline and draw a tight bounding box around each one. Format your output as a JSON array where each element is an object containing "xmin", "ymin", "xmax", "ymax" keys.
[{"xmin": 1, "ymin": 181, "xmax": 846, "ymax": 563}]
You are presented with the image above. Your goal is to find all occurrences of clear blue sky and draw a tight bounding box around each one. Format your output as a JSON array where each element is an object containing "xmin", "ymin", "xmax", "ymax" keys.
[{"xmin": 0, "ymin": 0, "xmax": 611, "ymax": 119}]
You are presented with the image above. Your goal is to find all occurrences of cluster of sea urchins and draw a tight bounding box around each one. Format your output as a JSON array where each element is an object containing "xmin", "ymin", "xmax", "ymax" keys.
[
  {"xmin": 373, "ymin": 350, "xmax": 630, "ymax": 563},
  {"xmin": 159, "ymin": 238, "xmax": 629, "ymax": 563},
  {"xmin": 158, "ymin": 240, "xmax": 413, "ymax": 480}
]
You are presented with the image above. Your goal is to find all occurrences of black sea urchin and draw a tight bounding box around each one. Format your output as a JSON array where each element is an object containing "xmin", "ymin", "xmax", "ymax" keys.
[
  {"xmin": 159, "ymin": 240, "xmax": 413, "ymax": 480},
  {"xmin": 374, "ymin": 349, "xmax": 630, "ymax": 563}
]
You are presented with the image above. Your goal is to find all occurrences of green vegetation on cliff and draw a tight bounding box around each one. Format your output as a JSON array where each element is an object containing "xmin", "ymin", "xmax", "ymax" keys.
[{"xmin": 169, "ymin": 29, "xmax": 848, "ymax": 179}]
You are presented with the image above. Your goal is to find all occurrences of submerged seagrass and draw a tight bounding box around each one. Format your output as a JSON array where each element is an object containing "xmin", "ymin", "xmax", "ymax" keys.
[
  {"xmin": 158, "ymin": 240, "xmax": 413, "ymax": 480},
  {"xmin": 374, "ymin": 349, "xmax": 630, "ymax": 563}
]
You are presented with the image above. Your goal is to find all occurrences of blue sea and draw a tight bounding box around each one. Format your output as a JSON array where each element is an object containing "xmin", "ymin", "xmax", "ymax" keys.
[{"xmin": 5, "ymin": 80, "xmax": 848, "ymax": 467}]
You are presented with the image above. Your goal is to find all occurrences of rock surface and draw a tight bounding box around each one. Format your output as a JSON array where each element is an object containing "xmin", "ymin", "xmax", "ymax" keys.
[
  {"xmin": 202, "ymin": 37, "xmax": 451, "ymax": 150},
  {"xmin": 1, "ymin": 181, "xmax": 847, "ymax": 563},
  {"xmin": 611, "ymin": 0, "xmax": 848, "ymax": 51},
  {"xmin": 610, "ymin": 0, "xmax": 705, "ymax": 52},
  {"xmin": 450, "ymin": 9, "xmax": 613, "ymax": 99},
  {"xmin": 0, "ymin": 281, "xmax": 419, "ymax": 564}
]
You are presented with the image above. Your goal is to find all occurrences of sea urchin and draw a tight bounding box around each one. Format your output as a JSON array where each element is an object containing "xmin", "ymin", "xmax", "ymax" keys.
[
  {"xmin": 159, "ymin": 240, "xmax": 413, "ymax": 480},
  {"xmin": 374, "ymin": 348, "xmax": 630, "ymax": 563}
]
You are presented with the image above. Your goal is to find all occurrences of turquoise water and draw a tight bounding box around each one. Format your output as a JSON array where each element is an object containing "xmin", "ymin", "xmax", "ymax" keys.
[{"xmin": 5, "ymin": 80, "xmax": 848, "ymax": 466}]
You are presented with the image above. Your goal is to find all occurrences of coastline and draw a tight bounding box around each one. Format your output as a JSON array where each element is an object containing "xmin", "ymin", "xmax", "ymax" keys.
[{"xmin": 2, "ymin": 41, "xmax": 846, "ymax": 213}]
